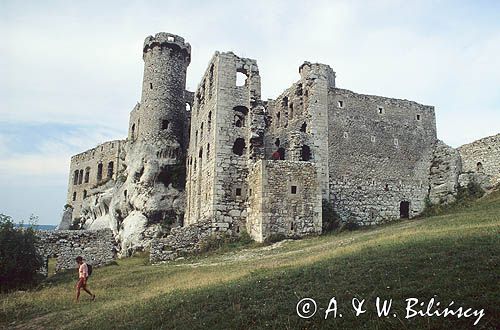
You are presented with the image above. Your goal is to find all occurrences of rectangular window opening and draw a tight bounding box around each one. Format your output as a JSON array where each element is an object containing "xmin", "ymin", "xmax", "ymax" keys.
[{"xmin": 291, "ymin": 185, "xmax": 297, "ymax": 194}]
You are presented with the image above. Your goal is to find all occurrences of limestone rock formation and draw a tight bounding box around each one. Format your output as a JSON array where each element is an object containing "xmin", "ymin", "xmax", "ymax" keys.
[{"xmin": 428, "ymin": 140, "xmax": 462, "ymax": 204}]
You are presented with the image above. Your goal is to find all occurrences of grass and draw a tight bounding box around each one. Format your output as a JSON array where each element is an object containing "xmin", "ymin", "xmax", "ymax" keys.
[{"xmin": 1, "ymin": 191, "xmax": 499, "ymax": 329}]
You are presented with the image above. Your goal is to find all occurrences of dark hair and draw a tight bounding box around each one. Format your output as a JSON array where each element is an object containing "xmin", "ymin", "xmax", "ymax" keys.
[{"xmin": 75, "ymin": 256, "xmax": 83, "ymax": 262}]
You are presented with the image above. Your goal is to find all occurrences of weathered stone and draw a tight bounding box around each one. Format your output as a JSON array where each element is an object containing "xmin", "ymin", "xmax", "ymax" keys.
[
  {"xmin": 55, "ymin": 32, "xmax": 500, "ymax": 264},
  {"xmin": 36, "ymin": 229, "xmax": 116, "ymax": 276}
]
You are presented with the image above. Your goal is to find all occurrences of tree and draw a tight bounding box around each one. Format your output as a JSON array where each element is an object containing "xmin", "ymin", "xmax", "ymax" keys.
[{"xmin": 0, "ymin": 214, "xmax": 44, "ymax": 292}]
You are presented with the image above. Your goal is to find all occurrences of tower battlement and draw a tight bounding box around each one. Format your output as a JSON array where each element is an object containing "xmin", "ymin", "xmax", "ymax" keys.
[{"xmin": 143, "ymin": 32, "xmax": 191, "ymax": 63}]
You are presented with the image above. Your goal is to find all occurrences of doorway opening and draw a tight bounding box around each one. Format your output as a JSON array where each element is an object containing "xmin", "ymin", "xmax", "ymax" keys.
[{"xmin": 399, "ymin": 201, "xmax": 410, "ymax": 219}]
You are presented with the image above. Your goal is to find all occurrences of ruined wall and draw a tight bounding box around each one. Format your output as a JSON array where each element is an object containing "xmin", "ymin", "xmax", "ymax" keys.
[
  {"xmin": 458, "ymin": 133, "xmax": 500, "ymax": 186},
  {"xmin": 149, "ymin": 220, "xmax": 212, "ymax": 262},
  {"xmin": 328, "ymin": 89, "xmax": 437, "ymax": 224},
  {"xmin": 67, "ymin": 140, "xmax": 124, "ymax": 220},
  {"xmin": 247, "ymin": 160, "xmax": 322, "ymax": 242},
  {"xmin": 265, "ymin": 62, "xmax": 334, "ymax": 198},
  {"xmin": 185, "ymin": 52, "xmax": 262, "ymax": 234},
  {"xmin": 36, "ymin": 229, "xmax": 116, "ymax": 276}
]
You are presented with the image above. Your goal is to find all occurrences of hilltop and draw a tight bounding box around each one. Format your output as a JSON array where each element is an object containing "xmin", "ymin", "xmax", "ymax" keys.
[{"xmin": 1, "ymin": 190, "xmax": 499, "ymax": 329}]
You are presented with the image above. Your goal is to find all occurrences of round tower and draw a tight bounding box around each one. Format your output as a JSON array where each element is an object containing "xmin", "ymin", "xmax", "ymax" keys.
[{"xmin": 138, "ymin": 32, "xmax": 191, "ymax": 147}]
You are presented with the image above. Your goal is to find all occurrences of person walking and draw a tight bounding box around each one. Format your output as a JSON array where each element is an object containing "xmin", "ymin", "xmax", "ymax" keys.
[{"xmin": 75, "ymin": 256, "xmax": 95, "ymax": 303}]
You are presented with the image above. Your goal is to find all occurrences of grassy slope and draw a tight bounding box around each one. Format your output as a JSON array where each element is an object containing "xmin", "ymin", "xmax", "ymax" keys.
[{"xmin": 1, "ymin": 192, "xmax": 499, "ymax": 329}]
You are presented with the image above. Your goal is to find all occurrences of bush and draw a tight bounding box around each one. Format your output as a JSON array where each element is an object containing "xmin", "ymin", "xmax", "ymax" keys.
[
  {"xmin": 198, "ymin": 230, "xmax": 254, "ymax": 253},
  {"xmin": 264, "ymin": 233, "xmax": 287, "ymax": 244},
  {"xmin": 420, "ymin": 180, "xmax": 485, "ymax": 217},
  {"xmin": 341, "ymin": 219, "xmax": 360, "ymax": 231},
  {"xmin": 322, "ymin": 199, "xmax": 341, "ymax": 233},
  {"xmin": 0, "ymin": 214, "xmax": 44, "ymax": 292}
]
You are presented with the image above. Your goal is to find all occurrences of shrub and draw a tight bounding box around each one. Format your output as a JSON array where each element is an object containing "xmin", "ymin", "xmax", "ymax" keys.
[
  {"xmin": 340, "ymin": 218, "xmax": 360, "ymax": 231},
  {"xmin": 264, "ymin": 233, "xmax": 287, "ymax": 244},
  {"xmin": 322, "ymin": 199, "xmax": 341, "ymax": 233},
  {"xmin": 421, "ymin": 180, "xmax": 485, "ymax": 217},
  {"xmin": 0, "ymin": 214, "xmax": 44, "ymax": 292},
  {"xmin": 198, "ymin": 230, "xmax": 255, "ymax": 253}
]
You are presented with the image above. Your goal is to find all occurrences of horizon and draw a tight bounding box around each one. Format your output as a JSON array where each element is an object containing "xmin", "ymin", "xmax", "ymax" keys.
[{"xmin": 1, "ymin": 0, "xmax": 499, "ymax": 225}]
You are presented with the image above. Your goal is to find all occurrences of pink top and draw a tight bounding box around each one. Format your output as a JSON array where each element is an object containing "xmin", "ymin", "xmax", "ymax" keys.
[{"xmin": 79, "ymin": 263, "xmax": 88, "ymax": 278}]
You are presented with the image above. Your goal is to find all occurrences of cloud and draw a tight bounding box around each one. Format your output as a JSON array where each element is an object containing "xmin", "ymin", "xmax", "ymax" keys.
[{"xmin": 0, "ymin": 0, "xmax": 499, "ymax": 223}]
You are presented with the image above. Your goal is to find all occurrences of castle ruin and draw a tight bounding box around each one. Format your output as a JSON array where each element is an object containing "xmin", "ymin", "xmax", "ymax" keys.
[{"xmin": 58, "ymin": 32, "xmax": 500, "ymax": 261}]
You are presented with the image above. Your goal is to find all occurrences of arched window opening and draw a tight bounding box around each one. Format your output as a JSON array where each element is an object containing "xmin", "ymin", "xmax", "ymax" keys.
[
  {"xmin": 276, "ymin": 112, "xmax": 281, "ymax": 127},
  {"xmin": 107, "ymin": 162, "xmax": 114, "ymax": 178},
  {"xmin": 199, "ymin": 148, "xmax": 203, "ymax": 159},
  {"xmin": 300, "ymin": 122, "xmax": 307, "ymax": 133},
  {"xmin": 282, "ymin": 96, "xmax": 288, "ymax": 107},
  {"xmin": 233, "ymin": 106, "xmax": 248, "ymax": 127},
  {"xmin": 161, "ymin": 120, "xmax": 169, "ymax": 130},
  {"xmin": 277, "ymin": 147, "xmax": 285, "ymax": 160},
  {"xmin": 186, "ymin": 103, "xmax": 191, "ymax": 112},
  {"xmin": 73, "ymin": 170, "xmax": 79, "ymax": 185},
  {"xmin": 83, "ymin": 190, "xmax": 87, "ymax": 199},
  {"xmin": 236, "ymin": 70, "xmax": 247, "ymax": 86},
  {"xmin": 84, "ymin": 167, "xmax": 90, "ymax": 183},
  {"xmin": 208, "ymin": 111, "xmax": 212, "ymax": 129},
  {"xmin": 234, "ymin": 114, "xmax": 244, "ymax": 127},
  {"xmin": 200, "ymin": 122, "xmax": 204, "ymax": 136},
  {"xmin": 476, "ymin": 162, "xmax": 483, "ymax": 172},
  {"xmin": 72, "ymin": 192, "xmax": 77, "ymax": 201},
  {"xmin": 300, "ymin": 145, "xmax": 311, "ymax": 161},
  {"xmin": 275, "ymin": 138, "xmax": 280, "ymax": 147},
  {"xmin": 208, "ymin": 64, "xmax": 215, "ymax": 97},
  {"xmin": 78, "ymin": 169, "xmax": 83, "ymax": 185},
  {"xmin": 207, "ymin": 143, "xmax": 210, "ymax": 157},
  {"xmin": 97, "ymin": 163, "xmax": 103, "ymax": 181},
  {"xmin": 149, "ymin": 83, "xmax": 153, "ymax": 90},
  {"xmin": 232, "ymin": 138, "xmax": 246, "ymax": 156}
]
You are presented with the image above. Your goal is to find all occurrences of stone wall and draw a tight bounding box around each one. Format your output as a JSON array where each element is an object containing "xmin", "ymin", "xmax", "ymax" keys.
[
  {"xmin": 185, "ymin": 52, "xmax": 262, "ymax": 234},
  {"xmin": 458, "ymin": 133, "xmax": 500, "ymax": 186},
  {"xmin": 247, "ymin": 160, "xmax": 322, "ymax": 242},
  {"xmin": 327, "ymin": 88, "xmax": 437, "ymax": 224},
  {"xmin": 265, "ymin": 63, "xmax": 334, "ymax": 199},
  {"xmin": 149, "ymin": 220, "xmax": 213, "ymax": 262},
  {"xmin": 67, "ymin": 140, "xmax": 124, "ymax": 220},
  {"xmin": 36, "ymin": 229, "xmax": 116, "ymax": 276}
]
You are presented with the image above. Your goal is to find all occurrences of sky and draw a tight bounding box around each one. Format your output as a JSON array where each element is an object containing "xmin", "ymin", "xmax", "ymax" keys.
[{"xmin": 1, "ymin": 0, "xmax": 499, "ymax": 225}]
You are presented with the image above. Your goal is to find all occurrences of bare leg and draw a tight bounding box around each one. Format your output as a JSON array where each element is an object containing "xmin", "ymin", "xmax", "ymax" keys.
[
  {"xmin": 82, "ymin": 282, "xmax": 95, "ymax": 300},
  {"xmin": 75, "ymin": 285, "xmax": 81, "ymax": 302}
]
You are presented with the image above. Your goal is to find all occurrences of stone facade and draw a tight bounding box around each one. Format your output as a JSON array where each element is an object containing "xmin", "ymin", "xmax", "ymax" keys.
[
  {"xmin": 67, "ymin": 140, "xmax": 124, "ymax": 220},
  {"xmin": 36, "ymin": 229, "xmax": 116, "ymax": 276},
  {"xmin": 328, "ymin": 89, "xmax": 437, "ymax": 223},
  {"xmin": 247, "ymin": 160, "xmax": 322, "ymax": 242},
  {"xmin": 458, "ymin": 133, "xmax": 500, "ymax": 187},
  {"xmin": 58, "ymin": 31, "xmax": 499, "ymax": 262}
]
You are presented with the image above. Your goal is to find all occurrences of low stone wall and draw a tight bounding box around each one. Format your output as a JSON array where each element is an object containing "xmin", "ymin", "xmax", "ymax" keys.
[
  {"xmin": 150, "ymin": 220, "xmax": 213, "ymax": 263},
  {"xmin": 36, "ymin": 229, "xmax": 117, "ymax": 276}
]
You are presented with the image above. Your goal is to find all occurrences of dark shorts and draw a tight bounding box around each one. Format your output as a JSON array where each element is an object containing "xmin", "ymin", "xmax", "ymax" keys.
[{"xmin": 77, "ymin": 277, "xmax": 87, "ymax": 289}]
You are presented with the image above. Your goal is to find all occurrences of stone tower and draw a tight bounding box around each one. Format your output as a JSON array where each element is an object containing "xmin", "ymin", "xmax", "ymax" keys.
[{"xmin": 129, "ymin": 32, "xmax": 191, "ymax": 151}]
